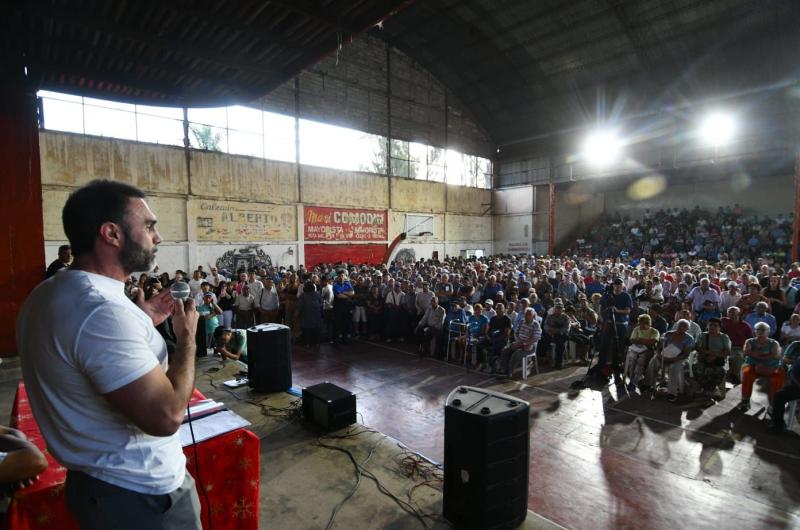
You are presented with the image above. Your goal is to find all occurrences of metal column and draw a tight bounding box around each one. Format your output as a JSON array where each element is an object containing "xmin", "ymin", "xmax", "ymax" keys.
[{"xmin": 548, "ymin": 182, "xmax": 555, "ymax": 256}]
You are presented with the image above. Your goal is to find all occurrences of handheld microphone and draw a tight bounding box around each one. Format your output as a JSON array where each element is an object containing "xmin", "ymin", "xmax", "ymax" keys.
[{"xmin": 170, "ymin": 282, "xmax": 191, "ymax": 300}]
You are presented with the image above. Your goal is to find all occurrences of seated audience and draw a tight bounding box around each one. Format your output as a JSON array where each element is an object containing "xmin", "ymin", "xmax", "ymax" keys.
[
  {"xmin": 624, "ymin": 314, "xmax": 660, "ymax": 392},
  {"xmin": 694, "ymin": 318, "xmax": 731, "ymax": 398},
  {"xmin": 738, "ymin": 322, "xmax": 785, "ymax": 410}
]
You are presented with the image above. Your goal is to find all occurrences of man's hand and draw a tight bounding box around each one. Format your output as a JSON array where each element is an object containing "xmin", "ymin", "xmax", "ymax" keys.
[
  {"xmin": 135, "ymin": 288, "xmax": 175, "ymax": 327},
  {"xmin": 172, "ymin": 297, "xmax": 199, "ymax": 346}
]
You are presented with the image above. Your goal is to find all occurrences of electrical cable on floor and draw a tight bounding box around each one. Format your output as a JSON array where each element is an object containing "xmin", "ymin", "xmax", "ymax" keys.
[
  {"xmin": 247, "ymin": 397, "xmax": 303, "ymax": 420},
  {"xmin": 318, "ymin": 436, "xmax": 383, "ymax": 530},
  {"xmin": 316, "ymin": 425, "xmax": 443, "ymax": 530}
]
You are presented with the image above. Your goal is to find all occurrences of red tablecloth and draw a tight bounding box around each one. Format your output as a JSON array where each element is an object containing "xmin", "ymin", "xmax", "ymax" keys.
[{"xmin": 3, "ymin": 382, "xmax": 260, "ymax": 530}]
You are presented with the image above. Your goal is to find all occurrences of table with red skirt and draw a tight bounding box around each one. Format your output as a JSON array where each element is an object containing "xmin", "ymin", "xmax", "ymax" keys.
[{"xmin": 3, "ymin": 382, "xmax": 260, "ymax": 530}]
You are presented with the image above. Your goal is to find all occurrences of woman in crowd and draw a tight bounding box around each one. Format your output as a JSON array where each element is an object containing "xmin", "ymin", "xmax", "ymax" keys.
[
  {"xmin": 298, "ymin": 280, "xmax": 323, "ymax": 348},
  {"xmin": 216, "ymin": 280, "xmax": 235, "ymax": 329},
  {"xmin": 284, "ymin": 273, "xmax": 302, "ymax": 341},
  {"xmin": 624, "ymin": 313, "xmax": 660, "ymax": 392},
  {"xmin": 197, "ymin": 292, "xmax": 223, "ymax": 351},
  {"xmin": 738, "ymin": 321, "xmax": 785, "ymax": 410},
  {"xmin": 762, "ymin": 275, "xmax": 788, "ymax": 327}
]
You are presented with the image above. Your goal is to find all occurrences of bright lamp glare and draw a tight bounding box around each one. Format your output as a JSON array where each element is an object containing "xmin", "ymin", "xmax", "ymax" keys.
[
  {"xmin": 582, "ymin": 130, "xmax": 621, "ymax": 167},
  {"xmin": 699, "ymin": 112, "xmax": 736, "ymax": 146}
]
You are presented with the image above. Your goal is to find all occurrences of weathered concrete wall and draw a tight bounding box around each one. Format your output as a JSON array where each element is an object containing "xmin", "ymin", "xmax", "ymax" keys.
[
  {"xmin": 190, "ymin": 151, "xmax": 298, "ymax": 203},
  {"xmin": 391, "ymin": 178, "xmax": 445, "ymax": 213},
  {"xmin": 300, "ymin": 166, "xmax": 390, "ymax": 209},
  {"xmin": 40, "ymin": 132, "xmax": 188, "ymax": 193},
  {"xmin": 40, "ymin": 131, "xmax": 494, "ymax": 271},
  {"xmin": 258, "ymin": 34, "xmax": 495, "ymax": 159}
]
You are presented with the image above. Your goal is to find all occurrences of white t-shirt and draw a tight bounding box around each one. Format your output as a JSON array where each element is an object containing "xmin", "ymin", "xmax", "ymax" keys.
[
  {"xmin": 17, "ymin": 270, "xmax": 185, "ymax": 495},
  {"xmin": 187, "ymin": 278, "xmax": 203, "ymax": 296}
]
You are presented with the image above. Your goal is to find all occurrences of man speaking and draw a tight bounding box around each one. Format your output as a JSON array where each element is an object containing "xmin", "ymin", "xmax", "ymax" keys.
[{"xmin": 16, "ymin": 180, "xmax": 201, "ymax": 529}]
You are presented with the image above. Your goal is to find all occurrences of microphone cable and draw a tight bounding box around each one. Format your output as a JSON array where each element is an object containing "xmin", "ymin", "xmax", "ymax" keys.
[{"xmin": 186, "ymin": 404, "xmax": 213, "ymax": 530}]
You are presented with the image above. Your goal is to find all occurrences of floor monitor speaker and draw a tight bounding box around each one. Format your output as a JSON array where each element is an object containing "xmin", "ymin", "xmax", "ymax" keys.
[
  {"xmin": 246, "ymin": 323, "xmax": 292, "ymax": 392},
  {"xmin": 443, "ymin": 386, "xmax": 530, "ymax": 529}
]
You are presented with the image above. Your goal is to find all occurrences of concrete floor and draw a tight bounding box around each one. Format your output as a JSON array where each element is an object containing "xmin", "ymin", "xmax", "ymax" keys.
[{"xmin": 4, "ymin": 336, "xmax": 798, "ymax": 530}]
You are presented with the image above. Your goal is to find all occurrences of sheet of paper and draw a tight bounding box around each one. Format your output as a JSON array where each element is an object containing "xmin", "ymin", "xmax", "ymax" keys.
[{"xmin": 179, "ymin": 410, "xmax": 251, "ymax": 447}]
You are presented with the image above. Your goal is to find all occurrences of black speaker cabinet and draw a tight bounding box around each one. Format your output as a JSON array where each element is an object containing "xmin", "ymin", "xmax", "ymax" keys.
[
  {"xmin": 246, "ymin": 323, "xmax": 292, "ymax": 392},
  {"xmin": 302, "ymin": 382, "xmax": 356, "ymax": 430},
  {"xmin": 443, "ymin": 386, "xmax": 530, "ymax": 530}
]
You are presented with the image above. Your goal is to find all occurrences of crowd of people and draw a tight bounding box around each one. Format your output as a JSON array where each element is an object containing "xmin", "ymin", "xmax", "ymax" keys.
[
  {"xmin": 568, "ymin": 206, "xmax": 793, "ymax": 266},
  {"xmin": 106, "ymin": 249, "xmax": 800, "ymax": 435}
]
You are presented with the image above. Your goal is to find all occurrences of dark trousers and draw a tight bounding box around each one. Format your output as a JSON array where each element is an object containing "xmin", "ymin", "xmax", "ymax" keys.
[
  {"xmin": 323, "ymin": 308, "xmax": 335, "ymax": 340},
  {"xmin": 598, "ymin": 323, "xmax": 628, "ymax": 370},
  {"xmin": 333, "ymin": 300, "xmax": 351, "ymax": 342},
  {"xmin": 772, "ymin": 382, "xmax": 800, "ymax": 428},
  {"xmin": 367, "ymin": 311, "xmax": 383, "ymax": 337},
  {"xmin": 65, "ymin": 470, "xmax": 201, "ymax": 530},
  {"xmin": 415, "ymin": 326, "xmax": 439, "ymax": 356},
  {"xmin": 539, "ymin": 332, "xmax": 567, "ymax": 368},
  {"xmin": 303, "ymin": 327, "xmax": 321, "ymax": 346},
  {"xmin": 383, "ymin": 307, "xmax": 400, "ymax": 338}
]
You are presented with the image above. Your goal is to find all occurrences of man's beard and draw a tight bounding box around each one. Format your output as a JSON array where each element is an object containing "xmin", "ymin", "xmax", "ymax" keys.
[{"xmin": 120, "ymin": 227, "xmax": 156, "ymax": 274}]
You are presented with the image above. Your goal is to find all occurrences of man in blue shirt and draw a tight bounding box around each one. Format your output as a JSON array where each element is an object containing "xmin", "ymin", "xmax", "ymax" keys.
[
  {"xmin": 744, "ymin": 301, "xmax": 777, "ymax": 337},
  {"xmin": 598, "ymin": 278, "xmax": 632, "ymax": 375},
  {"xmin": 332, "ymin": 270, "xmax": 354, "ymax": 343}
]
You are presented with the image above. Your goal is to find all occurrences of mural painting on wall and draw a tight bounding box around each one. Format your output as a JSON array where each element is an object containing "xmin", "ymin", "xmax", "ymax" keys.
[
  {"xmin": 394, "ymin": 248, "xmax": 416, "ymax": 264},
  {"xmin": 304, "ymin": 206, "xmax": 387, "ymax": 241},
  {"xmin": 190, "ymin": 199, "xmax": 295, "ymax": 242},
  {"xmin": 216, "ymin": 246, "xmax": 273, "ymax": 274}
]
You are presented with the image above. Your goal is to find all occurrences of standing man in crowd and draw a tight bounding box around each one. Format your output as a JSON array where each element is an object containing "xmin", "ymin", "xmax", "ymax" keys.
[
  {"xmin": 599, "ymin": 278, "xmax": 633, "ymax": 376},
  {"xmin": 258, "ymin": 277, "xmax": 280, "ymax": 324},
  {"xmin": 46, "ymin": 244, "xmax": 72, "ymax": 278},
  {"xmin": 332, "ymin": 270, "xmax": 354, "ymax": 344},
  {"xmin": 17, "ymin": 180, "xmax": 201, "ymax": 529}
]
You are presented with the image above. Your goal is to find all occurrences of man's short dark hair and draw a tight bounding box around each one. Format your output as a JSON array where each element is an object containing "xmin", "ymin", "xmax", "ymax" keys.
[
  {"xmin": 58, "ymin": 244, "xmax": 71, "ymax": 253},
  {"xmin": 62, "ymin": 180, "xmax": 145, "ymax": 257},
  {"xmin": 708, "ymin": 317, "xmax": 722, "ymax": 325}
]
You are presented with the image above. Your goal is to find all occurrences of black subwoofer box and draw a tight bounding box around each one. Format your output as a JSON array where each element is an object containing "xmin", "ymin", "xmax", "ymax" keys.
[{"xmin": 302, "ymin": 382, "xmax": 356, "ymax": 431}]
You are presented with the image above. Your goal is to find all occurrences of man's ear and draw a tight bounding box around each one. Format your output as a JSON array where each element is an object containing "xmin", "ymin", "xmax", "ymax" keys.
[{"xmin": 99, "ymin": 222, "xmax": 123, "ymax": 248}]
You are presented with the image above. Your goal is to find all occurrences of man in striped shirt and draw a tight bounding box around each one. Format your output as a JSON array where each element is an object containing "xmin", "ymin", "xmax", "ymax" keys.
[{"xmin": 495, "ymin": 308, "xmax": 542, "ymax": 377}]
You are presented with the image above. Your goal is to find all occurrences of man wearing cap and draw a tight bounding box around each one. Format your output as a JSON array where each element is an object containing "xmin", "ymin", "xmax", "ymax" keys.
[
  {"xmin": 598, "ymin": 278, "xmax": 633, "ymax": 375},
  {"xmin": 484, "ymin": 298, "xmax": 496, "ymax": 318}
]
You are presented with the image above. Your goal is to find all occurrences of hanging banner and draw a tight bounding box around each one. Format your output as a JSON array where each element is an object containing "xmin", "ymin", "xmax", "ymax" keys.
[
  {"xmin": 304, "ymin": 244, "xmax": 387, "ymax": 267},
  {"xmin": 304, "ymin": 206, "xmax": 387, "ymax": 242}
]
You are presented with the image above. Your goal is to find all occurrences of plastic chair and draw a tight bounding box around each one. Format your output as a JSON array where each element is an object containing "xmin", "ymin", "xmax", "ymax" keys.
[{"xmin": 522, "ymin": 345, "xmax": 539, "ymax": 380}]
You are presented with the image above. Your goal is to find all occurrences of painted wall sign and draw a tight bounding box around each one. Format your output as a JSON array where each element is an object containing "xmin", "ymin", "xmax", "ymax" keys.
[
  {"xmin": 304, "ymin": 206, "xmax": 387, "ymax": 242},
  {"xmin": 189, "ymin": 200, "xmax": 295, "ymax": 242}
]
